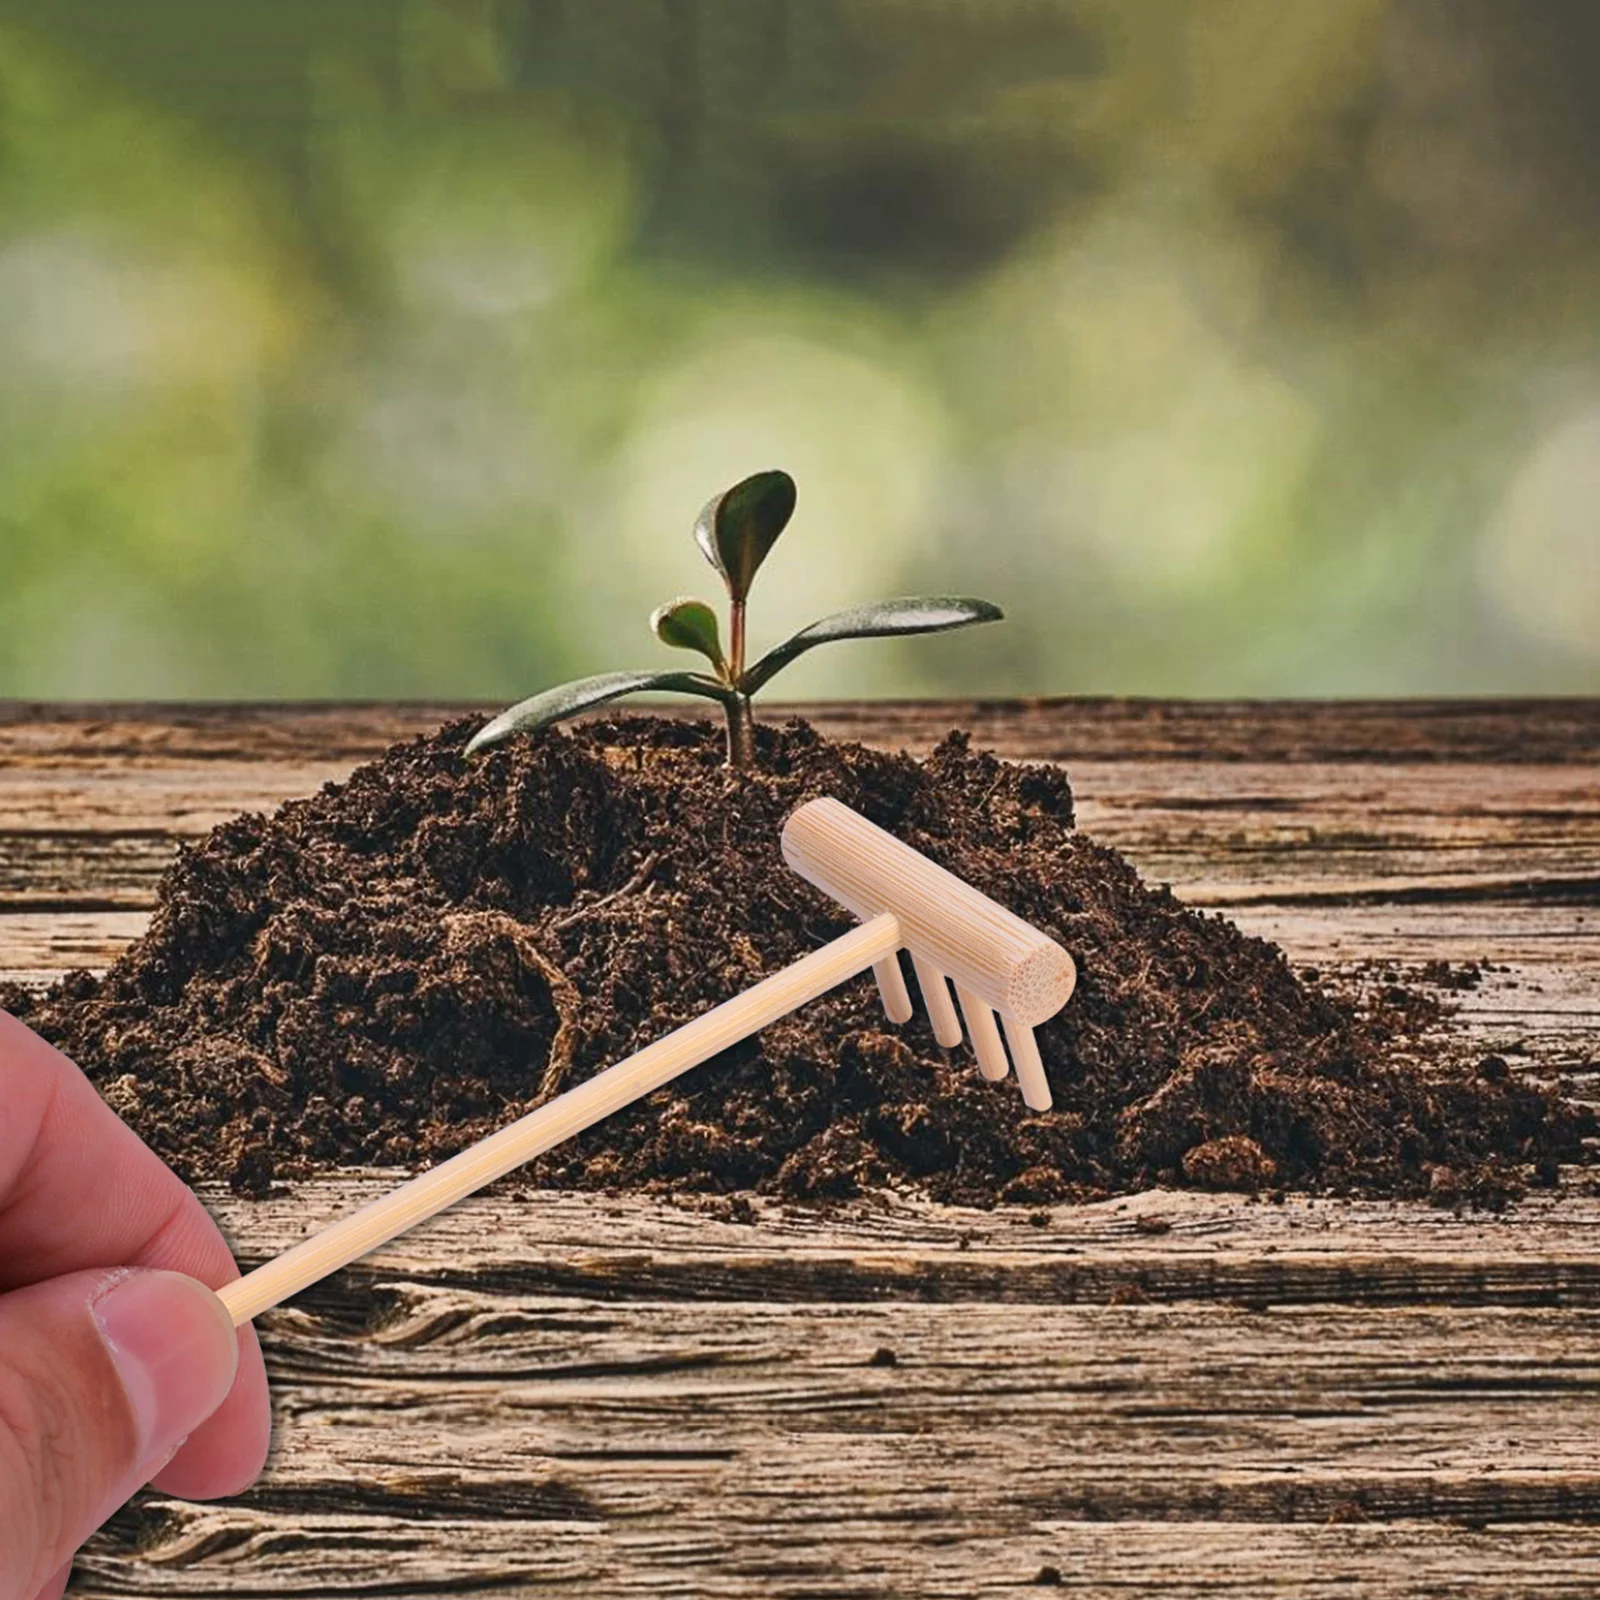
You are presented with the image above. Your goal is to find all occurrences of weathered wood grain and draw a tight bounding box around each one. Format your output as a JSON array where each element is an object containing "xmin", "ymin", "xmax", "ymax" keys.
[
  {"xmin": 71, "ymin": 1190, "xmax": 1600, "ymax": 1596},
  {"xmin": 201, "ymin": 1180, "xmax": 1600, "ymax": 1310},
  {"xmin": 74, "ymin": 1181, "xmax": 1600, "ymax": 1596},
  {"xmin": 67, "ymin": 1515, "xmax": 1600, "ymax": 1600},
  {"xmin": 0, "ymin": 700, "xmax": 1595, "ymax": 1598}
]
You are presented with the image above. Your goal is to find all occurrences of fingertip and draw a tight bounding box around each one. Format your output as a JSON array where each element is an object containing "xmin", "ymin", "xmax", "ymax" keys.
[
  {"xmin": 148, "ymin": 1318, "xmax": 272, "ymax": 1501},
  {"xmin": 91, "ymin": 1270, "xmax": 240, "ymax": 1470}
]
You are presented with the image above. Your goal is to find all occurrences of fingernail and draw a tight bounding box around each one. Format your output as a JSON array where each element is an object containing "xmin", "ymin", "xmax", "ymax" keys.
[{"xmin": 92, "ymin": 1271, "xmax": 240, "ymax": 1461}]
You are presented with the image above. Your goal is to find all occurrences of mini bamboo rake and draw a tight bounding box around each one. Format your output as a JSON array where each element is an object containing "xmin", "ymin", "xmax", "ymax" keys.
[{"xmin": 218, "ymin": 797, "xmax": 1077, "ymax": 1326}]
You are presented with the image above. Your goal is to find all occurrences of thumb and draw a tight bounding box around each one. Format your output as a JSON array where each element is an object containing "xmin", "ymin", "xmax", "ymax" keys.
[{"xmin": 0, "ymin": 1268, "xmax": 239, "ymax": 1599}]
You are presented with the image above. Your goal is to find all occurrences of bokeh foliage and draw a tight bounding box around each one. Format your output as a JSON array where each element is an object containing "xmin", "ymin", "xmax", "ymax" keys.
[{"xmin": 0, "ymin": 0, "xmax": 1596, "ymax": 698}]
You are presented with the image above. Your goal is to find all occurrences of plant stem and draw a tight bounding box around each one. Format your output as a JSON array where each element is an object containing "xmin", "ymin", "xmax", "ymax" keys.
[
  {"xmin": 725, "ymin": 597, "xmax": 753, "ymax": 769},
  {"xmin": 729, "ymin": 598, "xmax": 747, "ymax": 681},
  {"xmin": 724, "ymin": 693, "xmax": 754, "ymax": 770}
]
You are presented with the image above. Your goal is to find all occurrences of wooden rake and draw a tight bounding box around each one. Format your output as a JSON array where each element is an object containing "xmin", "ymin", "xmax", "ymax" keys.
[{"xmin": 218, "ymin": 797, "xmax": 1076, "ymax": 1326}]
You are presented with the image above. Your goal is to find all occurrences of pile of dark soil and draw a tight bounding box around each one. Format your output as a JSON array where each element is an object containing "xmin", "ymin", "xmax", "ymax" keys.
[{"xmin": 6, "ymin": 716, "xmax": 1592, "ymax": 1206}]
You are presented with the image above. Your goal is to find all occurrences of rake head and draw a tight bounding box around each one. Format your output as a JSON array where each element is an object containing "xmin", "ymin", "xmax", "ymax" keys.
[{"xmin": 781, "ymin": 797, "xmax": 1076, "ymax": 1111}]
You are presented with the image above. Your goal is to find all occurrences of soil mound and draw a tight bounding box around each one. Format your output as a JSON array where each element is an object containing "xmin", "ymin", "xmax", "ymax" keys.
[{"xmin": 6, "ymin": 716, "xmax": 1591, "ymax": 1204}]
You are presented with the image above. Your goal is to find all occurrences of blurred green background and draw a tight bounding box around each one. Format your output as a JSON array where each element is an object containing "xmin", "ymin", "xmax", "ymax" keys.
[{"xmin": 0, "ymin": 0, "xmax": 1596, "ymax": 702}]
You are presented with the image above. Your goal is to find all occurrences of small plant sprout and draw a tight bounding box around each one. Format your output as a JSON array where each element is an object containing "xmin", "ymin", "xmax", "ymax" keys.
[{"xmin": 466, "ymin": 469, "xmax": 1003, "ymax": 770}]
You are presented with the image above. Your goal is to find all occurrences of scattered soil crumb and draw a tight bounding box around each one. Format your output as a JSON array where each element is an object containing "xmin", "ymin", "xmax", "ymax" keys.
[
  {"xmin": 1181, "ymin": 1134, "xmax": 1279, "ymax": 1192},
  {"xmin": 1326, "ymin": 1501, "xmax": 1374, "ymax": 1526},
  {"xmin": 1426, "ymin": 1159, "xmax": 1526, "ymax": 1212},
  {"xmin": 5, "ymin": 715, "xmax": 1592, "ymax": 1207}
]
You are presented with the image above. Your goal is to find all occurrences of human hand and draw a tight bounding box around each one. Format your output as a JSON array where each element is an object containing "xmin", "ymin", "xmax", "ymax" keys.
[{"xmin": 0, "ymin": 1010, "xmax": 272, "ymax": 1600}]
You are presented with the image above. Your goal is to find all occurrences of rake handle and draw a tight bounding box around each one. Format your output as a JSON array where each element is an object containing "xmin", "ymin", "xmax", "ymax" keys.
[{"xmin": 217, "ymin": 912, "xmax": 902, "ymax": 1326}]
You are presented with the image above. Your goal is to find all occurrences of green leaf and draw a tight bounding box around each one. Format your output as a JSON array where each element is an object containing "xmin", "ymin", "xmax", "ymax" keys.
[
  {"xmin": 465, "ymin": 670, "xmax": 730, "ymax": 756},
  {"xmin": 739, "ymin": 596, "xmax": 1003, "ymax": 697},
  {"xmin": 693, "ymin": 469, "xmax": 797, "ymax": 601},
  {"xmin": 650, "ymin": 596, "xmax": 726, "ymax": 673}
]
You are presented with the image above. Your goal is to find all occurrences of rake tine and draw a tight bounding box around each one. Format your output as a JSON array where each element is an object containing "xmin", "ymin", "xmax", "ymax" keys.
[
  {"xmin": 999, "ymin": 1013, "xmax": 1052, "ymax": 1111},
  {"xmin": 910, "ymin": 951, "xmax": 964, "ymax": 1048},
  {"xmin": 871, "ymin": 953, "xmax": 914, "ymax": 1024},
  {"xmin": 956, "ymin": 984, "xmax": 1010, "ymax": 1081}
]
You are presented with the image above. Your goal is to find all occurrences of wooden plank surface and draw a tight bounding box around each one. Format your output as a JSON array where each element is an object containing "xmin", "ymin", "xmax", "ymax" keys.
[{"xmin": 1, "ymin": 699, "xmax": 1597, "ymax": 1598}]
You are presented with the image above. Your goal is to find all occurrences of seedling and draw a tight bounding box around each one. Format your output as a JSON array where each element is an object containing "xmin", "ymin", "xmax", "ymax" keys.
[{"xmin": 466, "ymin": 469, "xmax": 1002, "ymax": 769}]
